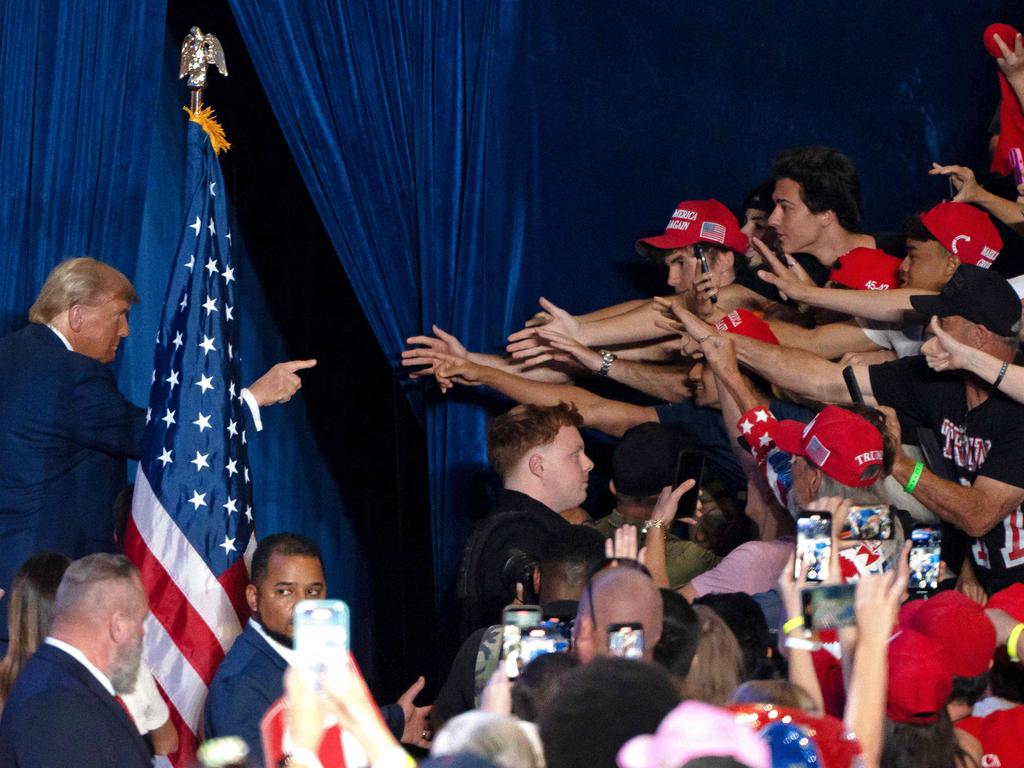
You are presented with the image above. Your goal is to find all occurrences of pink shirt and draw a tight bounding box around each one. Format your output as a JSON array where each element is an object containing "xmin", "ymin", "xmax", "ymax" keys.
[{"xmin": 689, "ymin": 537, "xmax": 794, "ymax": 597}]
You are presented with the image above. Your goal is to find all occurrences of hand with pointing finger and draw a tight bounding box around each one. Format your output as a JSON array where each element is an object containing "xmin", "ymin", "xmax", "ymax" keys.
[{"xmin": 247, "ymin": 359, "xmax": 317, "ymax": 406}]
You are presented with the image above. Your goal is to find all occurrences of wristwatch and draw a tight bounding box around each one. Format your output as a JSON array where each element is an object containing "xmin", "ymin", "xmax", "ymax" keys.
[{"xmin": 598, "ymin": 349, "xmax": 616, "ymax": 376}]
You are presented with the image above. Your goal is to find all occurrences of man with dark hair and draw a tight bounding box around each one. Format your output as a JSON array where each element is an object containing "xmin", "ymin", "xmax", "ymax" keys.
[
  {"xmin": 0, "ymin": 554, "xmax": 151, "ymax": 768},
  {"xmin": 458, "ymin": 403, "xmax": 592, "ymax": 632},
  {"xmin": 539, "ymin": 657, "xmax": 679, "ymax": 768},
  {"xmin": 433, "ymin": 525, "xmax": 605, "ymax": 727},
  {"xmin": 204, "ymin": 533, "xmax": 429, "ymax": 765}
]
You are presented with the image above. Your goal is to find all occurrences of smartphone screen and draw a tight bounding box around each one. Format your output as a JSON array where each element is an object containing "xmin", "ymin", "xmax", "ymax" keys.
[
  {"xmin": 801, "ymin": 584, "xmax": 856, "ymax": 632},
  {"xmin": 843, "ymin": 505, "xmax": 893, "ymax": 540},
  {"xmin": 910, "ymin": 527, "xmax": 942, "ymax": 594},
  {"xmin": 519, "ymin": 624, "xmax": 570, "ymax": 667},
  {"xmin": 501, "ymin": 605, "xmax": 542, "ymax": 678},
  {"xmin": 674, "ymin": 450, "xmax": 705, "ymax": 523},
  {"xmin": 293, "ymin": 600, "xmax": 350, "ymax": 692},
  {"xmin": 1011, "ymin": 147, "xmax": 1024, "ymax": 187},
  {"xmin": 607, "ymin": 622, "xmax": 644, "ymax": 659},
  {"xmin": 796, "ymin": 512, "xmax": 832, "ymax": 582}
]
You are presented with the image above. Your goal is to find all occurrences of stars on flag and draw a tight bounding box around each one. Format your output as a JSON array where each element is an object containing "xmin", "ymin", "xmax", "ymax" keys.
[
  {"xmin": 166, "ymin": 370, "xmax": 180, "ymax": 389},
  {"xmin": 225, "ymin": 305, "xmax": 234, "ymax": 321},
  {"xmin": 161, "ymin": 409, "xmax": 176, "ymax": 428},
  {"xmin": 191, "ymin": 450, "xmax": 210, "ymax": 471},
  {"xmin": 208, "ymin": 218, "xmax": 216, "ymax": 236},
  {"xmin": 185, "ymin": 254, "xmax": 195, "ymax": 272},
  {"xmin": 225, "ymin": 458, "xmax": 238, "ymax": 477},
  {"xmin": 173, "ymin": 331, "xmax": 184, "ymax": 350},
  {"xmin": 158, "ymin": 448, "xmax": 173, "ymax": 466},
  {"xmin": 223, "ymin": 497, "xmax": 237, "ymax": 515},
  {"xmin": 222, "ymin": 265, "xmax": 235, "ymax": 284},
  {"xmin": 196, "ymin": 374, "xmax": 214, "ymax": 393},
  {"xmin": 199, "ymin": 335, "xmax": 217, "ymax": 355},
  {"xmin": 203, "ymin": 295, "xmax": 219, "ymax": 314},
  {"xmin": 205, "ymin": 258, "xmax": 219, "ymax": 276},
  {"xmin": 193, "ymin": 412, "xmax": 212, "ymax": 432},
  {"xmin": 189, "ymin": 216, "xmax": 201, "ymax": 236},
  {"xmin": 188, "ymin": 490, "xmax": 207, "ymax": 510},
  {"xmin": 219, "ymin": 536, "xmax": 236, "ymax": 554},
  {"xmin": 227, "ymin": 419, "xmax": 238, "ymax": 437}
]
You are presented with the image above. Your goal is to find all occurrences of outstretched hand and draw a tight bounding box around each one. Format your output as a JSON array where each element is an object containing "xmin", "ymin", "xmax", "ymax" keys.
[
  {"xmin": 507, "ymin": 298, "xmax": 582, "ymax": 359},
  {"xmin": 752, "ymin": 238, "xmax": 815, "ymax": 303},
  {"xmin": 397, "ymin": 676, "xmax": 433, "ymax": 748},
  {"xmin": 993, "ymin": 31, "xmax": 1024, "ymax": 90},
  {"xmin": 247, "ymin": 359, "xmax": 317, "ymax": 406},
  {"xmin": 402, "ymin": 325, "xmax": 469, "ymax": 378}
]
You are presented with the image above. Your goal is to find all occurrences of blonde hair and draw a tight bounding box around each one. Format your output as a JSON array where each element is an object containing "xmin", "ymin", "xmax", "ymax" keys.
[
  {"xmin": 679, "ymin": 605, "xmax": 744, "ymax": 706},
  {"xmin": 28, "ymin": 258, "xmax": 138, "ymax": 324}
]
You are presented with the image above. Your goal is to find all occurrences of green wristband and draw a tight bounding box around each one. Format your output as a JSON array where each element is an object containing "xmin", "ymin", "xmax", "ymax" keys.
[{"xmin": 904, "ymin": 461, "xmax": 924, "ymax": 494}]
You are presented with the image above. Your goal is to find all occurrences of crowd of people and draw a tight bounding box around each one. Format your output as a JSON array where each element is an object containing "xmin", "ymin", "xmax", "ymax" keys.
[{"xmin": 7, "ymin": 18, "xmax": 1024, "ymax": 768}]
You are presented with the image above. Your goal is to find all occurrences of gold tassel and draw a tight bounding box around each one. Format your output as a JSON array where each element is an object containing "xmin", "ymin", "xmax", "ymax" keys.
[{"xmin": 184, "ymin": 106, "xmax": 232, "ymax": 155}]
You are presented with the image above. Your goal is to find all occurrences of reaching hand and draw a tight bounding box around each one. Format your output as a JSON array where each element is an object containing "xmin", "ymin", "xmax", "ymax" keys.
[
  {"xmin": 433, "ymin": 354, "xmax": 485, "ymax": 393},
  {"xmin": 247, "ymin": 359, "xmax": 317, "ymax": 406},
  {"xmin": 837, "ymin": 349, "xmax": 897, "ymax": 367},
  {"xmin": 530, "ymin": 328, "xmax": 602, "ymax": 371},
  {"xmin": 650, "ymin": 480, "xmax": 696, "ymax": 527},
  {"xmin": 479, "ymin": 670, "xmax": 512, "ymax": 716},
  {"xmin": 921, "ymin": 315, "xmax": 977, "ymax": 373},
  {"xmin": 993, "ymin": 31, "xmax": 1024, "ymax": 91},
  {"xmin": 752, "ymin": 238, "xmax": 815, "ymax": 303},
  {"xmin": 659, "ymin": 302, "xmax": 740, "ymax": 378},
  {"xmin": 928, "ymin": 163, "xmax": 983, "ymax": 205},
  {"xmin": 507, "ymin": 298, "xmax": 582, "ymax": 359},
  {"xmin": 692, "ymin": 272, "xmax": 719, "ymax": 318},
  {"xmin": 397, "ymin": 676, "xmax": 433, "ymax": 748},
  {"xmin": 853, "ymin": 542, "xmax": 910, "ymax": 641},
  {"xmin": 606, "ymin": 525, "xmax": 641, "ymax": 563},
  {"xmin": 402, "ymin": 325, "xmax": 469, "ymax": 378}
]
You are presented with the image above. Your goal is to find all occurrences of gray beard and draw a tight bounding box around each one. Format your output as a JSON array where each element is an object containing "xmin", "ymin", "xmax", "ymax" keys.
[{"xmin": 109, "ymin": 639, "xmax": 143, "ymax": 695}]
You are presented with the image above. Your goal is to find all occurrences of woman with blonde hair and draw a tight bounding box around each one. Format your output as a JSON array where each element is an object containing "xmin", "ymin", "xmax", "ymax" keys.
[{"xmin": 678, "ymin": 604, "xmax": 744, "ymax": 706}]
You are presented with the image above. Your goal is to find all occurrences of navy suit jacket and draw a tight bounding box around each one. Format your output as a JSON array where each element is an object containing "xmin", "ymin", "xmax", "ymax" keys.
[
  {"xmin": 0, "ymin": 324, "xmax": 145, "ymax": 636},
  {"xmin": 205, "ymin": 622, "xmax": 405, "ymax": 766},
  {"xmin": 0, "ymin": 642, "xmax": 152, "ymax": 768}
]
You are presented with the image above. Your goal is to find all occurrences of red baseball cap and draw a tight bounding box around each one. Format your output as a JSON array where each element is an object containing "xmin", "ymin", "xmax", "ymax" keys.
[
  {"xmin": 887, "ymin": 629, "xmax": 953, "ymax": 725},
  {"xmin": 987, "ymin": 583, "xmax": 1024, "ymax": 623},
  {"xmin": 829, "ymin": 247, "xmax": 902, "ymax": 291},
  {"xmin": 767, "ymin": 405, "xmax": 884, "ymax": 487},
  {"xmin": 919, "ymin": 202, "xmax": 1002, "ymax": 268},
  {"xmin": 715, "ymin": 309, "xmax": 779, "ymax": 345},
  {"xmin": 899, "ymin": 591, "xmax": 996, "ymax": 678},
  {"xmin": 636, "ymin": 199, "xmax": 749, "ymax": 256}
]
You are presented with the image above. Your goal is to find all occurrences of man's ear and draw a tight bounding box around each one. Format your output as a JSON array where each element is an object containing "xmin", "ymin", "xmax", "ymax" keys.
[
  {"xmin": 110, "ymin": 610, "xmax": 130, "ymax": 644},
  {"xmin": 943, "ymin": 253, "xmax": 959, "ymax": 280},
  {"xmin": 609, "ymin": 479, "xmax": 617, "ymax": 495},
  {"xmin": 808, "ymin": 466, "xmax": 824, "ymax": 499},
  {"xmin": 817, "ymin": 209, "xmax": 836, "ymax": 229},
  {"xmin": 528, "ymin": 452, "xmax": 545, "ymax": 478},
  {"xmin": 67, "ymin": 305, "xmax": 85, "ymax": 333},
  {"xmin": 245, "ymin": 583, "xmax": 259, "ymax": 615},
  {"xmin": 717, "ymin": 249, "xmax": 735, "ymax": 271},
  {"xmin": 532, "ymin": 566, "xmax": 541, "ymax": 597}
]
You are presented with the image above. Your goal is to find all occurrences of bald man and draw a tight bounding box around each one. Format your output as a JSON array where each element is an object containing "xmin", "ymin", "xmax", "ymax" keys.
[
  {"xmin": 573, "ymin": 566, "xmax": 663, "ymax": 664},
  {"xmin": 0, "ymin": 554, "xmax": 152, "ymax": 767}
]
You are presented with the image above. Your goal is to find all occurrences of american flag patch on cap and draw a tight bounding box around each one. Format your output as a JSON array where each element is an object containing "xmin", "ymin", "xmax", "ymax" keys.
[
  {"xmin": 805, "ymin": 435, "xmax": 832, "ymax": 468},
  {"xmin": 700, "ymin": 220, "xmax": 727, "ymax": 244}
]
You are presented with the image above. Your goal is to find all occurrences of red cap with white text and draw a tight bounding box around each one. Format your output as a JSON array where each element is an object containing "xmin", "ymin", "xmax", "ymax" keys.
[
  {"xmin": 828, "ymin": 247, "xmax": 902, "ymax": 290},
  {"xmin": 714, "ymin": 309, "xmax": 779, "ymax": 345},
  {"xmin": 919, "ymin": 202, "xmax": 1002, "ymax": 268},
  {"xmin": 636, "ymin": 199, "xmax": 749, "ymax": 256},
  {"xmin": 767, "ymin": 405, "xmax": 884, "ymax": 487}
]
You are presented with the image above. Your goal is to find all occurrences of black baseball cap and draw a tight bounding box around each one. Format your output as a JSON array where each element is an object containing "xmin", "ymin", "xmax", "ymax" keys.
[
  {"xmin": 910, "ymin": 264, "xmax": 1022, "ymax": 337},
  {"xmin": 612, "ymin": 422, "xmax": 695, "ymax": 497}
]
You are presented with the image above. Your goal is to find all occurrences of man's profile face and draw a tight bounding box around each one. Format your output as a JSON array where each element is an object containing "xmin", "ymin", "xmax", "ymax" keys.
[
  {"xmin": 110, "ymin": 579, "xmax": 148, "ymax": 695},
  {"xmin": 73, "ymin": 293, "xmax": 132, "ymax": 363},
  {"xmin": 538, "ymin": 425, "xmax": 594, "ymax": 512},
  {"xmin": 663, "ymin": 247, "xmax": 698, "ymax": 294},
  {"xmin": 937, "ymin": 315, "xmax": 977, "ymax": 346},
  {"xmin": 742, "ymin": 207, "xmax": 775, "ymax": 259},
  {"xmin": 687, "ymin": 361, "xmax": 720, "ymax": 409},
  {"xmin": 899, "ymin": 239, "xmax": 954, "ymax": 292},
  {"xmin": 768, "ymin": 178, "xmax": 823, "ymax": 254},
  {"xmin": 248, "ymin": 553, "xmax": 326, "ymax": 643}
]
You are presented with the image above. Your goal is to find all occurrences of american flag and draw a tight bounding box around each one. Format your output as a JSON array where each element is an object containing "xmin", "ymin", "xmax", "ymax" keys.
[
  {"xmin": 699, "ymin": 220, "xmax": 727, "ymax": 245},
  {"xmin": 124, "ymin": 119, "xmax": 254, "ymax": 767}
]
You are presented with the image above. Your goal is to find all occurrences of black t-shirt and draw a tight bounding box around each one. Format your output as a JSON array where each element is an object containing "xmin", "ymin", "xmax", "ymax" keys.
[{"xmin": 870, "ymin": 355, "xmax": 1024, "ymax": 591}]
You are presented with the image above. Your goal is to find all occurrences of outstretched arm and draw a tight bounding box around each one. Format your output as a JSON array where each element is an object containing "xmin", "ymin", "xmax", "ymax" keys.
[
  {"xmin": 433, "ymin": 354, "xmax": 658, "ymax": 438},
  {"xmin": 930, "ymin": 163, "xmax": 1024, "ymax": 236},
  {"xmin": 752, "ymin": 240, "xmax": 933, "ymax": 322},
  {"xmin": 923, "ymin": 315, "xmax": 1024, "ymax": 403}
]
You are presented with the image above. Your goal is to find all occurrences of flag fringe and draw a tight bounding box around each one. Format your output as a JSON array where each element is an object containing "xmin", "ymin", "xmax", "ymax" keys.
[{"xmin": 184, "ymin": 106, "xmax": 231, "ymax": 154}]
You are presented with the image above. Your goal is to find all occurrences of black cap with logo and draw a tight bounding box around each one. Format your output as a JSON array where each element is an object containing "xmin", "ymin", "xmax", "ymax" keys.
[{"xmin": 910, "ymin": 264, "xmax": 1021, "ymax": 337}]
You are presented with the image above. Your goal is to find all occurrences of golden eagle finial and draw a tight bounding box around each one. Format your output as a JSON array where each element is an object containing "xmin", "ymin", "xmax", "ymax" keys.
[{"xmin": 179, "ymin": 27, "xmax": 228, "ymax": 111}]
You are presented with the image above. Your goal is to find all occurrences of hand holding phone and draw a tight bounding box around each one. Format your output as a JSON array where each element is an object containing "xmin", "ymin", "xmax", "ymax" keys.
[
  {"xmin": 909, "ymin": 527, "xmax": 942, "ymax": 594},
  {"xmin": 293, "ymin": 600, "xmax": 350, "ymax": 693},
  {"xmin": 795, "ymin": 512, "xmax": 832, "ymax": 582},
  {"xmin": 607, "ymin": 623, "xmax": 644, "ymax": 659}
]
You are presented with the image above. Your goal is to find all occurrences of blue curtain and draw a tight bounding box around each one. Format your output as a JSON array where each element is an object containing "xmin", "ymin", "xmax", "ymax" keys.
[{"xmin": 0, "ymin": 0, "xmax": 167, "ymax": 335}]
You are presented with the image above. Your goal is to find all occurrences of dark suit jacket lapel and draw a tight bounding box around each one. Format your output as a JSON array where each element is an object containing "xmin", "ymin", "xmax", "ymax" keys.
[{"xmin": 40, "ymin": 644, "xmax": 154, "ymax": 764}]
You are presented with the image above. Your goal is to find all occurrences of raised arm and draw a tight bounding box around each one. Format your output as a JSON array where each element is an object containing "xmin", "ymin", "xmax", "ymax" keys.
[
  {"xmin": 930, "ymin": 162, "xmax": 1024, "ymax": 236},
  {"xmin": 923, "ymin": 316, "xmax": 1024, "ymax": 403}
]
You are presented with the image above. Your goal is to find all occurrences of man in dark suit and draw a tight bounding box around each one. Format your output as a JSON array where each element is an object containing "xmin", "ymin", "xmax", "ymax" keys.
[
  {"xmin": 0, "ymin": 257, "xmax": 315, "ymax": 644},
  {"xmin": 0, "ymin": 553, "xmax": 152, "ymax": 767},
  {"xmin": 204, "ymin": 533, "xmax": 431, "ymax": 766}
]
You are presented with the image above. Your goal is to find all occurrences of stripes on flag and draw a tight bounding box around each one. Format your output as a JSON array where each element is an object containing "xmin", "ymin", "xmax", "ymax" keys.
[{"xmin": 125, "ymin": 118, "xmax": 255, "ymax": 767}]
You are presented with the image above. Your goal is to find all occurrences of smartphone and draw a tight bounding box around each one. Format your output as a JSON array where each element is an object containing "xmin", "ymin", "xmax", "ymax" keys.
[
  {"xmin": 947, "ymin": 175, "xmax": 958, "ymax": 201},
  {"xmin": 519, "ymin": 624, "xmax": 570, "ymax": 667},
  {"xmin": 674, "ymin": 449, "xmax": 705, "ymax": 523},
  {"xmin": 844, "ymin": 505, "xmax": 893, "ymax": 540},
  {"xmin": 501, "ymin": 605, "xmax": 542, "ymax": 678},
  {"xmin": 1011, "ymin": 147, "xmax": 1024, "ymax": 187},
  {"xmin": 293, "ymin": 600, "xmax": 350, "ymax": 692},
  {"xmin": 796, "ymin": 512, "xmax": 832, "ymax": 582},
  {"xmin": 694, "ymin": 243, "xmax": 717, "ymax": 304},
  {"xmin": 801, "ymin": 583, "xmax": 857, "ymax": 632},
  {"xmin": 910, "ymin": 527, "xmax": 942, "ymax": 595},
  {"xmin": 842, "ymin": 365, "xmax": 864, "ymax": 404},
  {"xmin": 607, "ymin": 622, "xmax": 644, "ymax": 659}
]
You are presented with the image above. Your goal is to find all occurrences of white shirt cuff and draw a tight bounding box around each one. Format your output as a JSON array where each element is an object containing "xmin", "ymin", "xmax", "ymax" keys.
[{"xmin": 240, "ymin": 387, "xmax": 263, "ymax": 432}]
